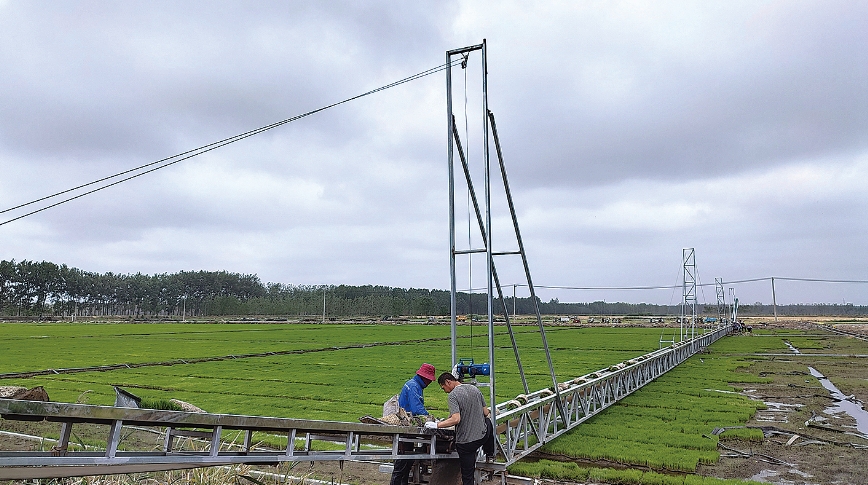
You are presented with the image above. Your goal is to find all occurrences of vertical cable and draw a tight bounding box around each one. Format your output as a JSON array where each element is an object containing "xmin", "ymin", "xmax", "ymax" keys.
[{"xmin": 463, "ymin": 54, "xmax": 474, "ymax": 357}]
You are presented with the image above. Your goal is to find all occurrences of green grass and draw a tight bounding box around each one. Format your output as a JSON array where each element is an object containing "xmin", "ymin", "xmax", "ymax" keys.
[
  {"xmin": 0, "ymin": 323, "xmax": 668, "ymax": 418},
  {"xmin": 509, "ymin": 459, "xmax": 765, "ymax": 485},
  {"xmin": 0, "ymin": 322, "xmax": 807, "ymax": 484}
]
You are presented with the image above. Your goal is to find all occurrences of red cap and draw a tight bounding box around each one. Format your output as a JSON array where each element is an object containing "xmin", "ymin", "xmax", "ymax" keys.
[{"xmin": 416, "ymin": 363, "xmax": 435, "ymax": 381}]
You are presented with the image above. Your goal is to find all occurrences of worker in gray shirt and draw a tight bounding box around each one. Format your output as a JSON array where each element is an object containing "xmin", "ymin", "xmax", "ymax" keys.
[{"xmin": 426, "ymin": 372, "xmax": 490, "ymax": 485}]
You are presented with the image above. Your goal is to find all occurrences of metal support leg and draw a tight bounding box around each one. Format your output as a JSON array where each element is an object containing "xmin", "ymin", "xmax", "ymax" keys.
[
  {"xmin": 243, "ymin": 430, "xmax": 253, "ymax": 453},
  {"xmin": 163, "ymin": 427, "xmax": 174, "ymax": 452},
  {"xmin": 106, "ymin": 420, "xmax": 123, "ymax": 458},
  {"xmin": 209, "ymin": 426, "xmax": 222, "ymax": 457},
  {"xmin": 344, "ymin": 432, "xmax": 354, "ymax": 457},
  {"xmin": 286, "ymin": 429, "xmax": 296, "ymax": 457},
  {"xmin": 55, "ymin": 422, "xmax": 72, "ymax": 454}
]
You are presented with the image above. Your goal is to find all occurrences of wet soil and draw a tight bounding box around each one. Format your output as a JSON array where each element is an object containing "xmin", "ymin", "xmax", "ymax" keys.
[{"xmin": 695, "ymin": 319, "xmax": 868, "ymax": 484}]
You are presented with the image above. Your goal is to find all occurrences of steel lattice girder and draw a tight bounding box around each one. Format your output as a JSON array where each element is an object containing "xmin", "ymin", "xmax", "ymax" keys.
[{"xmin": 491, "ymin": 326, "xmax": 730, "ymax": 464}]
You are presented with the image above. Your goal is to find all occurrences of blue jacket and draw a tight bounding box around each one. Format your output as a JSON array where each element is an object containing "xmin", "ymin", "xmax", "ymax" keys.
[{"xmin": 398, "ymin": 375, "xmax": 429, "ymax": 415}]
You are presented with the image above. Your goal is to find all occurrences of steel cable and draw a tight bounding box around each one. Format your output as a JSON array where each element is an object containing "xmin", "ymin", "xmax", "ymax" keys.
[{"xmin": 1, "ymin": 59, "xmax": 463, "ymax": 227}]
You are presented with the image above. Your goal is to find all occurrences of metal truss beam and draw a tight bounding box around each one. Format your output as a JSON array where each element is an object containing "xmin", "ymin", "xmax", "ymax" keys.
[{"xmin": 483, "ymin": 325, "xmax": 732, "ymax": 468}]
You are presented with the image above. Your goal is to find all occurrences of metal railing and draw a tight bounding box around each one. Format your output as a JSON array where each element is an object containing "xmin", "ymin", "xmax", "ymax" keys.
[
  {"xmin": 0, "ymin": 399, "xmax": 455, "ymax": 480},
  {"xmin": 485, "ymin": 325, "xmax": 731, "ymax": 468}
]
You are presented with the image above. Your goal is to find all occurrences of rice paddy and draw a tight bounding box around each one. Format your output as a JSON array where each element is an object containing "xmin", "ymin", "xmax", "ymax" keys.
[{"xmin": 0, "ymin": 321, "xmax": 829, "ymax": 484}]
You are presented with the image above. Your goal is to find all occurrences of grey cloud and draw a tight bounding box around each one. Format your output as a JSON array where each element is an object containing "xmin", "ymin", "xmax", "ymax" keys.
[
  {"xmin": 0, "ymin": 1, "xmax": 454, "ymax": 161},
  {"xmin": 1, "ymin": 1, "xmax": 866, "ymax": 306},
  {"xmin": 489, "ymin": 2, "xmax": 868, "ymax": 188}
]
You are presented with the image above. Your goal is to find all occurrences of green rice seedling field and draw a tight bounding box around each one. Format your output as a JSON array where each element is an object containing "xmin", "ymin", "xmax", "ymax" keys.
[
  {"xmin": 0, "ymin": 322, "xmax": 665, "ymax": 419},
  {"xmin": 4, "ymin": 321, "xmax": 850, "ymax": 484}
]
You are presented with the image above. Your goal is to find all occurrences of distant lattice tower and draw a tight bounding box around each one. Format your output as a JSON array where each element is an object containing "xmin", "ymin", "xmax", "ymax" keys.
[
  {"xmin": 680, "ymin": 248, "xmax": 697, "ymax": 342},
  {"xmin": 716, "ymin": 278, "xmax": 725, "ymax": 325}
]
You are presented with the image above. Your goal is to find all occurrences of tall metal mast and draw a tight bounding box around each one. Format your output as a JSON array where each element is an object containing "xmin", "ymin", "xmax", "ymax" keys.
[
  {"xmin": 681, "ymin": 248, "xmax": 697, "ymax": 342},
  {"xmin": 715, "ymin": 277, "xmax": 725, "ymax": 325},
  {"xmin": 446, "ymin": 41, "xmax": 563, "ymax": 435},
  {"xmin": 447, "ymin": 40, "xmax": 495, "ymax": 418}
]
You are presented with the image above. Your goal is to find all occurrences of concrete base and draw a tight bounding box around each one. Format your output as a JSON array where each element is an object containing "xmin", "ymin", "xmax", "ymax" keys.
[{"xmin": 428, "ymin": 459, "xmax": 462, "ymax": 485}]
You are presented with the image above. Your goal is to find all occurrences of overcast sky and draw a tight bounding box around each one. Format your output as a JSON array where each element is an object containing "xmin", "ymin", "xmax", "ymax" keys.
[{"xmin": 1, "ymin": 1, "xmax": 866, "ymax": 306}]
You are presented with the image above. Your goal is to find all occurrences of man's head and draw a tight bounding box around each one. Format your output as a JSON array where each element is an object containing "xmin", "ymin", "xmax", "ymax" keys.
[
  {"xmin": 416, "ymin": 363, "xmax": 436, "ymax": 385},
  {"xmin": 437, "ymin": 372, "xmax": 459, "ymax": 393}
]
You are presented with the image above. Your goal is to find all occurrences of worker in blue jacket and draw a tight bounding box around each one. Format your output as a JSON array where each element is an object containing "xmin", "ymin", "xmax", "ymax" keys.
[
  {"xmin": 391, "ymin": 363, "xmax": 435, "ymax": 485},
  {"xmin": 398, "ymin": 363, "xmax": 435, "ymax": 415}
]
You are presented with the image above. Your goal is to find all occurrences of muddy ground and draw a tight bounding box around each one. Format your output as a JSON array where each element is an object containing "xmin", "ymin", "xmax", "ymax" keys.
[
  {"xmin": 693, "ymin": 319, "xmax": 868, "ymax": 484},
  {"xmin": 1, "ymin": 319, "xmax": 866, "ymax": 485}
]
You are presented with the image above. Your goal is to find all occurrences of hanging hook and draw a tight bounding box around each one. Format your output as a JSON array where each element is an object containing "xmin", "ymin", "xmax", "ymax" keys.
[{"xmin": 461, "ymin": 53, "xmax": 469, "ymax": 69}]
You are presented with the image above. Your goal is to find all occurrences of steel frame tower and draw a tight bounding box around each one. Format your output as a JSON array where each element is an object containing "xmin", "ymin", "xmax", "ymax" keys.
[
  {"xmin": 680, "ymin": 248, "xmax": 697, "ymax": 342},
  {"xmin": 715, "ymin": 277, "xmax": 725, "ymax": 325},
  {"xmin": 446, "ymin": 40, "xmax": 563, "ymax": 434}
]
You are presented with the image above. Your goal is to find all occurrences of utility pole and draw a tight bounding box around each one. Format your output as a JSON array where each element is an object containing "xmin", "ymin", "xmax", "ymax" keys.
[
  {"xmin": 729, "ymin": 288, "xmax": 739, "ymax": 324},
  {"xmin": 513, "ymin": 284, "xmax": 516, "ymax": 317},
  {"xmin": 771, "ymin": 277, "xmax": 778, "ymax": 323}
]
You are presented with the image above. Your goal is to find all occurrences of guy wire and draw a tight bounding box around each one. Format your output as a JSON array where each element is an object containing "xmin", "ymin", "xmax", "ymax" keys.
[{"xmin": 1, "ymin": 59, "xmax": 464, "ymax": 227}]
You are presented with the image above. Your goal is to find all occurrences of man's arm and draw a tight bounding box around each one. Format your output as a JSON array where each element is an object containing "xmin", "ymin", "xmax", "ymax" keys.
[{"xmin": 435, "ymin": 412, "xmax": 461, "ymax": 428}]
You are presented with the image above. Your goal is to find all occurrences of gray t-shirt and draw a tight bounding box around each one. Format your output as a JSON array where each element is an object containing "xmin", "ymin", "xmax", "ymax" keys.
[{"xmin": 447, "ymin": 383, "xmax": 487, "ymax": 444}]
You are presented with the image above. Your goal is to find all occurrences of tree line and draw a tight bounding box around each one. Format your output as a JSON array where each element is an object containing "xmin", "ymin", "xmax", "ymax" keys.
[{"xmin": 2, "ymin": 260, "xmax": 866, "ymax": 319}]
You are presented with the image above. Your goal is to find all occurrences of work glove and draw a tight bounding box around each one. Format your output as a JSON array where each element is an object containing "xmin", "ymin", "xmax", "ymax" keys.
[{"xmin": 424, "ymin": 421, "xmax": 438, "ymax": 429}]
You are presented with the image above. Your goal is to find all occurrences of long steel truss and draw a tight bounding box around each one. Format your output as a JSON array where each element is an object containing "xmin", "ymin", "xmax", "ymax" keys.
[{"xmin": 482, "ymin": 325, "xmax": 731, "ymax": 471}]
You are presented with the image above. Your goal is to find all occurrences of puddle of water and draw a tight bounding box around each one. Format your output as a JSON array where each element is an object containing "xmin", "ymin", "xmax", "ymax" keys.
[
  {"xmin": 750, "ymin": 469, "xmax": 780, "ymax": 482},
  {"xmin": 784, "ymin": 341, "xmax": 801, "ymax": 354},
  {"xmin": 764, "ymin": 402, "xmax": 804, "ymax": 410},
  {"xmin": 753, "ymin": 401, "xmax": 804, "ymax": 423},
  {"xmin": 754, "ymin": 410, "xmax": 791, "ymax": 423},
  {"xmin": 750, "ymin": 468, "xmax": 814, "ymax": 484},
  {"xmin": 808, "ymin": 366, "xmax": 868, "ymax": 436}
]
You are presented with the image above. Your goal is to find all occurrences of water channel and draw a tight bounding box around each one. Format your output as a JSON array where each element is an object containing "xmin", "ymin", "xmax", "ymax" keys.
[
  {"xmin": 784, "ymin": 340, "xmax": 868, "ymax": 437},
  {"xmin": 808, "ymin": 366, "xmax": 868, "ymax": 437}
]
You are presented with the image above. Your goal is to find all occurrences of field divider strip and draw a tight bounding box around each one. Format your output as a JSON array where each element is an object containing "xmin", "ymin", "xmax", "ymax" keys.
[
  {"xmin": 0, "ymin": 326, "xmax": 562, "ymax": 381},
  {"xmin": 0, "ymin": 336, "xmax": 455, "ymax": 380}
]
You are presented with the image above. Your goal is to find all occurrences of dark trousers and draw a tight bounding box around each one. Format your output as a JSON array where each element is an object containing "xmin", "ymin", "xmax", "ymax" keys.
[
  {"xmin": 390, "ymin": 458, "xmax": 414, "ymax": 485},
  {"xmin": 455, "ymin": 435, "xmax": 487, "ymax": 485}
]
